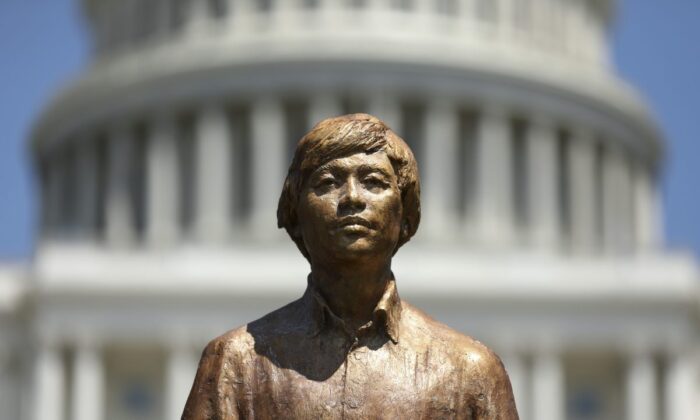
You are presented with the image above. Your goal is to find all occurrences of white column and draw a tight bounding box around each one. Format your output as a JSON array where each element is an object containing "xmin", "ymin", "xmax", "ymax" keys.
[
  {"xmin": 106, "ymin": 125, "xmax": 135, "ymax": 246},
  {"xmin": 166, "ymin": 344, "xmax": 198, "ymax": 420},
  {"xmin": 308, "ymin": 93, "xmax": 343, "ymax": 129},
  {"xmin": 498, "ymin": 0, "xmax": 514, "ymax": 38},
  {"xmin": 423, "ymin": 98, "xmax": 459, "ymax": 239},
  {"xmin": 251, "ymin": 96, "xmax": 286, "ymax": 239},
  {"xmin": 232, "ymin": 0, "xmax": 258, "ymax": 32},
  {"xmin": 532, "ymin": 350, "xmax": 565, "ymax": 420},
  {"xmin": 459, "ymin": 0, "xmax": 476, "ymax": 28},
  {"xmin": 568, "ymin": 129, "xmax": 596, "ymax": 253},
  {"xmin": 501, "ymin": 352, "xmax": 529, "ymax": 420},
  {"xmin": 317, "ymin": 0, "xmax": 343, "ymax": 30},
  {"xmin": 72, "ymin": 342, "xmax": 104, "ymax": 420},
  {"xmin": 526, "ymin": 117, "xmax": 559, "ymax": 250},
  {"xmin": 626, "ymin": 351, "xmax": 657, "ymax": 420},
  {"xmin": 76, "ymin": 139, "xmax": 99, "ymax": 237},
  {"xmin": 664, "ymin": 351, "xmax": 697, "ymax": 420},
  {"xmin": 146, "ymin": 114, "xmax": 179, "ymax": 246},
  {"xmin": 601, "ymin": 144, "xmax": 615, "ymax": 253},
  {"xmin": 475, "ymin": 105, "xmax": 514, "ymax": 247},
  {"xmin": 414, "ymin": 0, "xmax": 433, "ymax": 30},
  {"xmin": 602, "ymin": 145, "xmax": 633, "ymax": 254},
  {"xmin": 367, "ymin": 93, "xmax": 401, "ymax": 132},
  {"xmin": 34, "ymin": 343, "xmax": 64, "ymax": 420},
  {"xmin": 195, "ymin": 103, "xmax": 233, "ymax": 243},
  {"xmin": 634, "ymin": 163, "xmax": 662, "ymax": 251}
]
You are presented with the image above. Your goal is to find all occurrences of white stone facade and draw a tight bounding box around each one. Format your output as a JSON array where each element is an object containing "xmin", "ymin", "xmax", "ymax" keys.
[{"xmin": 0, "ymin": 1, "xmax": 697, "ymax": 419}]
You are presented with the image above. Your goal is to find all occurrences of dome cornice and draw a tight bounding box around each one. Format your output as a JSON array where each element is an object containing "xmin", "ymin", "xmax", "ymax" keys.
[{"xmin": 30, "ymin": 32, "xmax": 662, "ymax": 163}]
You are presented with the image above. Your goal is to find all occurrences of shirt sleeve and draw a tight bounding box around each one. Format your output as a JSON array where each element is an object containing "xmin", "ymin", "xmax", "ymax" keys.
[{"xmin": 181, "ymin": 339, "xmax": 237, "ymax": 420}]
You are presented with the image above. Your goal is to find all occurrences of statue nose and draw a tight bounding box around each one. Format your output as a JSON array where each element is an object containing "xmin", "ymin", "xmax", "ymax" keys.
[{"xmin": 339, "ymin": 178, "xmax": 365, "ymax": 213}]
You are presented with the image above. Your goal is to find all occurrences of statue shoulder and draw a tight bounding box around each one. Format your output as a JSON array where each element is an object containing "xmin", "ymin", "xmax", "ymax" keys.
[
  {"xmin": 198, "ymin": 325, "xmax": 255, "ymax": 365},
  {"xmin": 402, "ymin": 302, "xmax": 511, "ymax": 383},
  {"xmin": 201, "ymin": 296, "xmax": 309, "ymax": 361}
]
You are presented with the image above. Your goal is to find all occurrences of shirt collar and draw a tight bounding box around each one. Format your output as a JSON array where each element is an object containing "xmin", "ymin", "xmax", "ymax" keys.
[{"xmin": 305, "ymin": 275, "xmax": 402, "ymax": 344}]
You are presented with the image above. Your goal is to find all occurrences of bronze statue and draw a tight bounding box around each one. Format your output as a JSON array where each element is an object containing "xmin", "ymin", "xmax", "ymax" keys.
[{"xmin": 183, "ymin": 114, "xmax": 519, "ymax": 419}]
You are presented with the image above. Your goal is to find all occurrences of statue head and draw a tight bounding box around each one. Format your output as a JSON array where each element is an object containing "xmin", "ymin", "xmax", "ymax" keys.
[{"xmin": 277, "ymin": 113, "xmax": 421, "ymax": 263}]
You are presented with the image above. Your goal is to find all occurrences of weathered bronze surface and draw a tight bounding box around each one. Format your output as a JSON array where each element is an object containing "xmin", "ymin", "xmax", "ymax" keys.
[{"xmin": 183, "ymin": 114, "xmax": 519, "ymax": 419}]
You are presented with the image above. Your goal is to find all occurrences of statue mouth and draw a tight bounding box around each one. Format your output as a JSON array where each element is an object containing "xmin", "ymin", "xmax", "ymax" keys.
[{"xmin": 337, "ymin": 216, "xmax": 373, "ymax": 230}]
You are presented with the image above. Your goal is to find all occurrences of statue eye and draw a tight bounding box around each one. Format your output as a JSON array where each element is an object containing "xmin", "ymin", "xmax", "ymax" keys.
[
  {"xmin": 314, "ymin": 176, "xmax": 337, "ymax": 190},
  {"xmin": 363, "ymin": 175, "xmax": 389, "ymax": 190}
]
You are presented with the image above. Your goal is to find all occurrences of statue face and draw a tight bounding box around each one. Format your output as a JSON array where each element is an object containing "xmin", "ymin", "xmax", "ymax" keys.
[{"xmin": 296, "ymin": 151, "xmax": 402, "ymax": 263}]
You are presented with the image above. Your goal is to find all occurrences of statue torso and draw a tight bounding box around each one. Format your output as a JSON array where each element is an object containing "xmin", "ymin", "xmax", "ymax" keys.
[{"xmin": 183, "ymin": 284, "xmax": 518, "ymax": 420}]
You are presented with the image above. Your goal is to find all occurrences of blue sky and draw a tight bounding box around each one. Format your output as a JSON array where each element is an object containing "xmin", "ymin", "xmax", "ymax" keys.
[{"xmin": 0, "ymin": 0, "xmax": 698, "ymax": 259}]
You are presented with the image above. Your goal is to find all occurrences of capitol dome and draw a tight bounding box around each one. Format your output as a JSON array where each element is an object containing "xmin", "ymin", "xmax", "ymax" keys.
[{"xmin": 0, "ymin": 1, "xmax": 697, "ymax": 420}]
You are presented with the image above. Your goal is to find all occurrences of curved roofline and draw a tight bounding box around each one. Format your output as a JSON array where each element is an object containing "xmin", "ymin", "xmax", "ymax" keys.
[{"xmin": 29, "ymin": 31, "xmax": 663, "ymax": 163}]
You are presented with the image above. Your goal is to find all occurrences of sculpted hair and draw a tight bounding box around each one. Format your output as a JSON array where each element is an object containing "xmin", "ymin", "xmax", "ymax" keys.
[{"xmin": 277, "ymin": 113, "xmax": 421, "ymax": 260}]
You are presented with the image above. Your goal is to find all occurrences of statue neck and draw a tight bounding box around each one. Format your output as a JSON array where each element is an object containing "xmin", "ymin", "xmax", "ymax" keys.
[{"xmin": 310, "ymin": 259, "xmax": 392, "ymax": 331}]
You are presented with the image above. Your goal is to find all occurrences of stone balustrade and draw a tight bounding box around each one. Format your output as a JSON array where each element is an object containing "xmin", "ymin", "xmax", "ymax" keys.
[{"xmin": 85, "ymin": 0, "xmax": 611, "ymax": 68}]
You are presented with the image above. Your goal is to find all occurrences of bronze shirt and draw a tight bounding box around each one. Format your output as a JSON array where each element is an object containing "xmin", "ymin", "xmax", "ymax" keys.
[{"xmin": 182, "ymin": 279, "xmax": 519, "ymax": 419}]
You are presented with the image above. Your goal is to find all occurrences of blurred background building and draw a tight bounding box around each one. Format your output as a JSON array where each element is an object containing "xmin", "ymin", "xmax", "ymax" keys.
[{"xmin": 0, "ymin": 0, "xmax": 698, "ymax": 419}]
